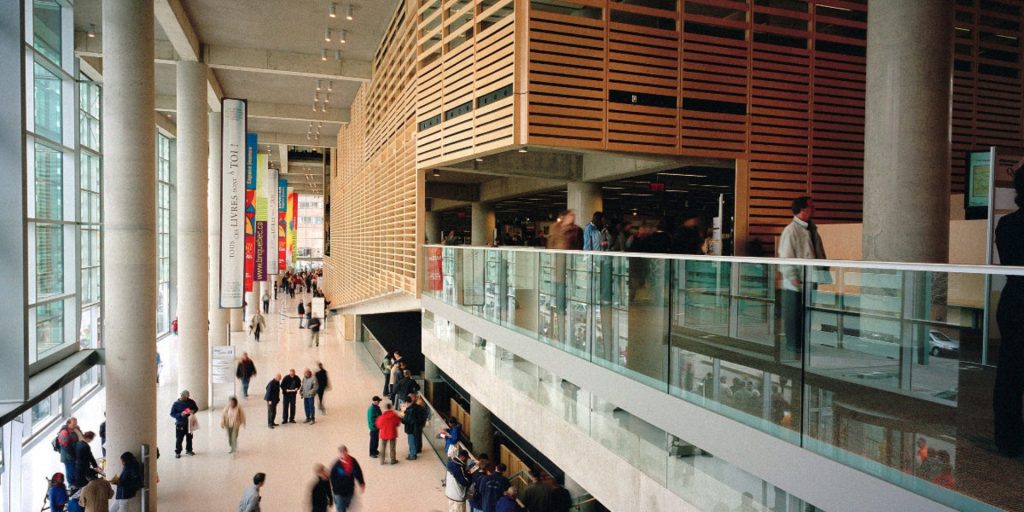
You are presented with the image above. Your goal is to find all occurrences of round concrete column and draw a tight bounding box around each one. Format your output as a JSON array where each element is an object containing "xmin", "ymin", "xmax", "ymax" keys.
[
  {"xmin": 567, "ymin": 182, "xmax": 602, "ymax": 228},
  {"xmin": 425, "ymin": 210, "xmax": 441, "ymax": 244},
  {"xmin": 469, "ymin": 396, "xmax": 495, "ymax": 459},
  {"xmin": 175, "ymin": 61, "xmax": 210, "ymax": 409},
  {"xmin": 208, "ymin": 110, "xmax": 230, "ymax": 347},
  {"xmin": 863, "ymin": 0, "xmax": 953, "ymax": 263},
  {"xmin": 471, "ymin": 202, "xmax": 495, "ymax": 246},
  {"xmin": 102, "ymin": 0, "xmax": 158, "ymax": 503}
]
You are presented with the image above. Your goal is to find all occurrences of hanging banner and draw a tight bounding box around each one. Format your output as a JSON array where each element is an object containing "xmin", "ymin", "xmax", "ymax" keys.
[
  {"xmin": 287, "ymin": 191, "xmax": 298, "ymax": 264},
  {"xmin": 278, "ymin": 178, "xmax": 287, "ymax": 271},
  {"xmin": 266, "ymin": 168, "xmax": 279, "ymax": 275},
  {"xmin": 244, "ymin": 133, "xmax": 258, "ymax": 292},
  {"xmin": 254, "ymin": 154, "xmax": 268, "ymax": 282},
  {"xmin": 218, "ymin": 98, "xmax": 246, "ymax": 308},
  {"xmin": 427, "ymin": 247, "xmax": 443, "ymax": 291}
]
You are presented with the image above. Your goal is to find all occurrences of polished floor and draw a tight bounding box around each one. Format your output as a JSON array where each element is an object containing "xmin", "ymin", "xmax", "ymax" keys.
[{"xmin": 155, "ymin": 293, "xmax": 448, "ymax": 511}]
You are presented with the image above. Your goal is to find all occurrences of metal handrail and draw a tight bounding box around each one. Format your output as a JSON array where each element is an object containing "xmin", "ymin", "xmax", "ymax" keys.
[{"xmin": 423, "ymin": 243, "xmax": 1024, "ymax": 276}]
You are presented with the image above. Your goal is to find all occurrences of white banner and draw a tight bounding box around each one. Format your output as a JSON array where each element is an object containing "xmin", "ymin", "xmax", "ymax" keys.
[
  {"xmin": 219, "ymin": 98, "xmax": 247, "ymax": 308},
  {"xmin": 266, "ymin": 167, "xmax": 279, "ymax": 274}
]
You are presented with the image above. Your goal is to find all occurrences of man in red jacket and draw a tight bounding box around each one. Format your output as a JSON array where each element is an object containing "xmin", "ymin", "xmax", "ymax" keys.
[{"xmin": 374, "ymin": 403, "xmax": 402, "ymax": 465}]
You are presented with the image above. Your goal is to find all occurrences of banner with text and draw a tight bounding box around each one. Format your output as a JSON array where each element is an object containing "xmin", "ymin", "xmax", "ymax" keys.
[
  {"xmin": 278, "ymin": 178, "xmax": 287, "ymax": 271},
  {"xmin": 266, "ymin": 168, "xmax": 279, "ymax": 274},
  {"xmin": 218, "ymin": 98, "xmax": 247, "ymax": 308},
  {"xmin": 254, "ymin": 153, "xmax": 268, "ymax": 282},
  {"xmin": 244, "ymin": 133, "xmax": 258, "ymax": 292},
  {"xmin": 287, "ymin": 191, "xmax": 297, "ymax": 264}
]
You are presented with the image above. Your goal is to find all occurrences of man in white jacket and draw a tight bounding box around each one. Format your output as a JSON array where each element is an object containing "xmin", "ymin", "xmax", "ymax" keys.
[
  {"xmin": 777, "ymin": 196, "xmax": 827, "ymax": 360},
  {"xmin": 445, "ymin": 449, "xmax": 471, "ymax": 512}
]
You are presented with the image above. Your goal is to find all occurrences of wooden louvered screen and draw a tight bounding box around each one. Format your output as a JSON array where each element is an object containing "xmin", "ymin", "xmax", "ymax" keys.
[
  {"xmin": 324, "ymin": 1, "xmax": 420, "ymax": 308},
  {"xmin": 950, "ymin": 0, "xmax": 1023, "ymax": 193},
  {"xmin": 415, "ymin": 0, "xmax": 518, "ymax": 169}
]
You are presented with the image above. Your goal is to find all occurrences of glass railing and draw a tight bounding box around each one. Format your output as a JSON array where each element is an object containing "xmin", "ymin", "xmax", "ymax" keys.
[{"xmin": 421, "ymin": 245, "xmax": 1024, "ymax": 512}]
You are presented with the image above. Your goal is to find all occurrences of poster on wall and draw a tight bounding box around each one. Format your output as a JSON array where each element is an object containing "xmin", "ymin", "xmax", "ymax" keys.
[
  {"xmin": 324, "ymin": 149, "xmax": 331, "ymax": 257},
  {"xmin": 254, "ymin": 153, "xmax": 268, "ymax": 282},
  {"xmin": 427, "ymin": 247, "xmax": 443, "ymax": 291},
  {"xmin": 219, "ymin": 98, "xmax": 246, "ymax": 308},
  {"xmin": 266, "ymin": 168, "xmax": 279, "ymax": 274},
  {"xmin": 244, "ymin": 133, "xmax": 258, "ymax": 292},
  {"xmin": 279, "ymin": 178, "xmax": 287, "ymax": 271},
  {"xmin": 289, "ymin": 191, "xmax": 298, "ymax": 264}
]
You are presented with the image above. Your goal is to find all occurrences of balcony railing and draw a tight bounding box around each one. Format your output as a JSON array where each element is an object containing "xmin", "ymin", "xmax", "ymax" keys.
[{"xmin": 421, "ymin": 244, "xmax": 1024, "ymax": 512}]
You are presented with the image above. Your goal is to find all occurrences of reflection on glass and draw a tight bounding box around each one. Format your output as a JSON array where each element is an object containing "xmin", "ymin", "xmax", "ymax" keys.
[
  {"xmin": 35, "ymin": 300, "xmax": 64, "ymax": 358},
  {"xmin": 36, "ymin": 224, "xmax": 64, "ymax": 297},
  {"xmin": 33, "ymin": 62, "xmax": 62, "ymax": 142},
  {"xmin": 34, "ymin": 143, "xmax": 62, "ymax": 220},
  {"xmin": 33, "ymin": 0, "xmax": 62, "ymax": 64}
]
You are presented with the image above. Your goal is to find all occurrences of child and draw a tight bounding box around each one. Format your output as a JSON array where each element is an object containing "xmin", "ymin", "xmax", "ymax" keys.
[{"xmin": 48, "ymin": 472, "xmax": 69, "ymax": 512}]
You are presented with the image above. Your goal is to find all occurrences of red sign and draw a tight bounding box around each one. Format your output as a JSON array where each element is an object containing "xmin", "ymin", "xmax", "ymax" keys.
[
  {"xmin": 427, "ymin": 247, "xmax": 443, "ymax": 291},
  {"xmin": 649, "ymin": 182, "xmax": 666, "ymax": 192}
]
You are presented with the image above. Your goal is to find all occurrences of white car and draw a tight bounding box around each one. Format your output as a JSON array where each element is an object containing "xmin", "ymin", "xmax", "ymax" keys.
[{"xmin": 928, "ymin": 330, "xmax": 960, "ymax": 357}]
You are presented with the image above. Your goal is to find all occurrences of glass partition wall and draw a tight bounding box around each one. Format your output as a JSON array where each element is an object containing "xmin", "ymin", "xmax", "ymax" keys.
[{"xmin": 422, "ymin": 245, "xmax": 1023, "ymax": 512}]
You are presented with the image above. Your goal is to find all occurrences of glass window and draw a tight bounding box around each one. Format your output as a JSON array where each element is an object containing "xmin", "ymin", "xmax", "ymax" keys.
[
  {"xmin": 35, "ymin": 224, "xmax": 63, "ymax": 297},
  {"xmin": 156, "ymin": 133, "xmax": 173, "ymax": 335},
  {"xmin": 33, "ymin": 61, "xmax": 62, "ymax": 142},
  {"xmin": 32, "ymin": 0, "xmax": 62, "ymax": 64},
  {"xmin": 34, "ymin": 300, "xmax": 64, "ymax": 358},
  {"xmin": 34, "ymin": 142, "xmax": 62, "ymax": 220}
]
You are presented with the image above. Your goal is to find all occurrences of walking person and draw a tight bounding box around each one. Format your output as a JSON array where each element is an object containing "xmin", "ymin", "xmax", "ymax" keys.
[
  {"xmin": 236, "ymin": 353, "xmax": 257, "ymax": 399},
  {"xmin": 238, "ymin": 473, "xmax": 266, "ymax": 512},
  {"xmin": 311, "ymin": 464, "xmax": 333, "ymax": 512},
  {"xmin": 301, "ymin": 369, "xmax": 319, "ymax": 425},
  {"xmin": 261, "ymin": 291, "xmax": 270, "ymax": 314},
  {"xmin": 107, "ymin": 452, "xmax": 143, "ymax": 512},
  {"xmin": 367, "ymin": 396, "xmax": 382, "ymax": 458},
  {"xmin": 298, "ymin": 301, "xmax": 306, "ymax": 328},
  {"xmin": 281, "ymin": 369, "xmax": 301, "ymax": 424},
  {"xmin": 329, "ymin": 446, "xmax": 365, "ymax": 512},
  {"xmin": 170, "ymin": 390, "xmax": 199, "ymax": 458},
  {"xmin": 446, "ymin": 449, "xmax": 472, "ymax": 512},
  {"xmin": 308, "ymin": 314, "xmax": 322, "ymax": 347},
  {"xmin": 221, "ymin": 397, "xmax": 247, "ymax": 454},
  {"xmin": 401, "ymin": 395, "xmax": 428, "ymax": 460},
  {"xmin": 264, "ymin": 373, "xmax": 282, "ymax": 428},
  {"xmin": 315, "ymin": 362, "xmax": 330, "ymax": 414},
  {"xmin": 305, "ymin": 302, "xmax": 313, "ymax": 330},
  {"xmin": 249, "ymin": 310, "xmax": 267, "ymax": 343},
  {"xmin": 374, "ymin": 403, "xmax": 401, "ymax": 465}
]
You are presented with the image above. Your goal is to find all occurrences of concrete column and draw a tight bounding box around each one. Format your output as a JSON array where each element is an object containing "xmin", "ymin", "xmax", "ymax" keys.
[
  {"xmin": 425, "ymin": 210, "xmax": 441, "ymax": 244},
  {"xmin": 469, "ymin": 396, "xmax": 495, "ymax": 459},
  {"xmin": 102, "ymin": 0, "xmax": 158, "ymax": 504},
  {"xmin": 208, "ymin": 111, "xmax": 230, "ymax": 347},
  {"xmin": 567, "ymin": 182, "xmax": 602, "ymax": 228},
  {"xmin": 862, "ymin": 0, "xmax": 953, "ymax": 263},
  {"xmin": 471, "ymin": 202, "xmax": 495, "ymax": 246},
  {"xmin": 230, "ymin": 308, "xmax": 244, "ymax": 332},
  {"xmin": 175, "ymin": 61, "xmax": 210, "ymax": 409}
]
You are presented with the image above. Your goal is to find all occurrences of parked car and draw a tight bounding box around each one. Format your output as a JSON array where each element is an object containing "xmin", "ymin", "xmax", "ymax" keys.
[{"xmin": 928, "ymin": 330, "xmax": 960, "ymax": 357}]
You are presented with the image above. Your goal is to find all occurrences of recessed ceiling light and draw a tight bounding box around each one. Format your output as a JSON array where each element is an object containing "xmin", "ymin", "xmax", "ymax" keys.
[
  {"xmin": 432, "ymin": 170, "xmax": 440, "ymax": 177},
  {"xmin": 518, "ymin": 148, "xmax": 528, "ymax": 153},
  {"xmin": 324, "ymin": 28, "xmax": 332, "ymax": 43},
  {"xmin": 87, "ymin": 24, "xmax": 96, "ymax": 38},
  {"xmin": 340, "ymin": 30, "xmax": 348, "ymax": 44},
  {"xmin": 320, "ymin": 49, "xmax": 327, "ymax": 61},
  {"xmin": 345, "ymin": 4, "xmax": 354, "ymax": 20},
  {"xmin": 329, "ymin": 2, "xmax": 337, "ymax": 18}
]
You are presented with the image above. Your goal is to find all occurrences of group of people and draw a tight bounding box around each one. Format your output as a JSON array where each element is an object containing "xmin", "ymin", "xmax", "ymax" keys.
[
  {"xmin": 236, "ymin": 444, "xmax": 368, "ymax": 512},
  {"xmin": 263, "ymin": 364, "xmax": 331, "ymax": 429},
  {"xmin": 544, "ymin": 209, "xmax": 716, "ymax": 255},
  {"xmin": 445, "ymin": 451, "xmax": 573, "ymax": 512},
  {"xmin": 48, "ymin": 416, "xmax": 143, "ymax": 512},
  {"xmin": 278, "ymin": 269, "xmax": 322, "ymax": 299}
]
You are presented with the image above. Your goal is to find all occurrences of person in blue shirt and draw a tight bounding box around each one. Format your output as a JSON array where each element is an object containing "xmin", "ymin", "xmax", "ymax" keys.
[
  {"xmin": 442, "ymin": 416, "xmax": 462, "ymax": 455},
  {"xmin": 47, "ymin": 472, "xmax": 68, "ymax": 512},
  {"xmin": 582, "ymin": 212, "xmax": 607, "ymax": 251},
  {"xmin": 480, "ymin": 463, "xmax": 511, "ymax": 512},
  {"xmin": 495, "ymin": 486, "xmax": 523, "ymax": 512}
]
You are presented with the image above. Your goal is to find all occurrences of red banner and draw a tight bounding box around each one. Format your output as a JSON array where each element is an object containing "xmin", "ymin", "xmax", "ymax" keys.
[{"xmin": 427, "ymin": 247, "xmax": 443, "ymax": 291}]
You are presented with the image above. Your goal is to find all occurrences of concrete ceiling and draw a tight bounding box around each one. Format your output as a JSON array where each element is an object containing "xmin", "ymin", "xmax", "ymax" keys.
[{"xmin": 74, "ymin": 0, "xmax": 402, "ymax": 195}]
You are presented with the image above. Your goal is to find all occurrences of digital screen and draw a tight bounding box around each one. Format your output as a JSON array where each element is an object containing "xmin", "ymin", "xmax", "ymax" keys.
[{"xmin": 967, "ymin": 151, "xmax": 992, "ymax": 208}]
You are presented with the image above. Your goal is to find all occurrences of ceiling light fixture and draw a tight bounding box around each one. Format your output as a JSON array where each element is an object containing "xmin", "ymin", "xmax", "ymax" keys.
[
  {"xmin": 87, "ymin": 24, "xmax": 97, "ymax": 38},
  {"xmin": 329, "ymin": 2, "xmax": 337, "ymax": 18},
  {"xmin": 324, "ymin": 28, "xmax": 332, "ymax": 42},
  {"xmin": 432, "ymin": 170, "xmax": 440, "ymax": 177},
  {"xmin": 320, "ymin": 49, "xmax": 328, "ymax": 61},
  {"xmin": 345, "ymin": 3, "xmax": 354, "ymax": 20},
  {"xmin": 518, "ymin": 148, "xmax": 528, "ymax": 153},
  {"xmin": 340, "ymin": 29, "xmax": 348, "ymax": 44}
]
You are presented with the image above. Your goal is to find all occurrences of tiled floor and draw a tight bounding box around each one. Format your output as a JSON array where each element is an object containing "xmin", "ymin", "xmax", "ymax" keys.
[{"xmin": 155, "ymin": 294, "xmax": 447, "ymax": 511}]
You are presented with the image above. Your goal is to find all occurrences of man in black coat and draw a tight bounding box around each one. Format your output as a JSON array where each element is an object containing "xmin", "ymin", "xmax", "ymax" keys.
[
  {"xmin": 265, "ymin": 373, "xmax": 282, "ymax": 428},
  {"xmin": 311, "ymin": 463, "xmax": 333, "ymax": 512},
  {"xmin": 393, "ymin": 370, "xmax": 420, "ymax": 409},
  {"xmin": 401, "ymin": 397, "xmax": 428, "ymax": 460},
  {"xmin": 329, "ymin": 445, "xmax": 365, "ymax": 511},
  {"xmin": 72, "ymin": 432, "xmax": 100, "ymax": 488},
  {"xmin": 281, "ymin": 369, "xmax": 301, "ymax": 424}
]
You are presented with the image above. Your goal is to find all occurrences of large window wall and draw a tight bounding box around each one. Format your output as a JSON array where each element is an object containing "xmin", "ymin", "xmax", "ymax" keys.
[
  {"xmin": 26, "ymin": 0, "xmax": 78, "ymax": 366},
  {"xmin": 156, "ymin": 133, "xmax": 174, "ymax": 336},
  {"xmin": 77, "ymin": 76, "xmax": 101, "ymax": 397}
]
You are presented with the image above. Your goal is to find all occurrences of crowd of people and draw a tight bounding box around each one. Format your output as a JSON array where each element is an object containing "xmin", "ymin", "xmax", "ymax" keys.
[
  {"xmin": 444, "ymin": 451, "xmax": 574, "ymax": 512},
  {"xmin": 46, "ymin": 416, "xmax": 144, "ymax": 512}
]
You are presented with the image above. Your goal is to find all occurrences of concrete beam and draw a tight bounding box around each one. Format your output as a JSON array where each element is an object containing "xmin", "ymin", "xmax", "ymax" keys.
[
  {"xmin": 154, "ymin": 0, "xmax": 200, "ymax": 60},
  {"xmin": 155, "ymin": 95, "xmax": 349, "ymax": 124},
  {"xmin": 425, "ymin": 182, "xmax": 480, "ymax": 202},
  {"xmin": 581, "ymin": 152, "xmax": 732, "ymax": 182},
  {"xmin": 480, "ymin": 176, "xmax": 566, "ymax": 203},
  {"xmin": 203, "ymin": 45, "xmax": 371, "ymax": 82},
  {"xmin": 441, "ymin": 151, "xmax": 582, "ymax": 180}
]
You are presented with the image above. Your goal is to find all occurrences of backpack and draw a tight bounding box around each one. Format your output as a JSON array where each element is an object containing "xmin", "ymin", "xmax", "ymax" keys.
[
  {"xmin": 51, "ymin": 435, "xmax": 60, "ymax": 452},
  {"xmin": 54, "ymin": 427, "xmax": 75, "ymax": 452}
]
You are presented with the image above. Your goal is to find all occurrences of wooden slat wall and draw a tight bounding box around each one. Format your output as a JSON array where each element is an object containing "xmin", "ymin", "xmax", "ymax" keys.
[
  {"xmin": 416, "ymin": 0, "xmax": 517, "ymax": 169},
  {"xmin": 324, "ymin": 2, "xmax": 420, "ymax": 307},
  {"xmin": 950, "ymin": 0, "xmax": 1023, "ymax": 193}
]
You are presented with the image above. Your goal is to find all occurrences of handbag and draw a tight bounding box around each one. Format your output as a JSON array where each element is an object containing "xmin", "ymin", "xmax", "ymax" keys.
[{"xmin": 188, "ymin": 414, "xmax": 200, "ymax": 433}]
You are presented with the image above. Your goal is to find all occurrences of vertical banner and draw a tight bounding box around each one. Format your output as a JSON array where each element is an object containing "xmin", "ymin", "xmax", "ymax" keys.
[
  {"xmin": 278, "ymin": 178, "xmax": 287, "ymax": 271},
  {"xmin": 324, "ymin": 149, "xmax": 331, "ymax": 257},
  {"xmin": 218, "ymin": 98, "xmax": 246, "ymax": 308},
  {"xmin": 244, "ymin": 133, "xmax": 258, "ymax": 292},
  {"xmin": 427, "ymin": 247, "xmax": 443, "ymax": 291},
  {"xmin": 254, "ymin": 153, "xmax": 268, "ymax": 282},
  {"xmin": 266, "ymin": 168, "xmax": 279, "ymax": 274},
  {"xmin": 287, "ymin": 191, "xmax": 297, "ymax": 264}
]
